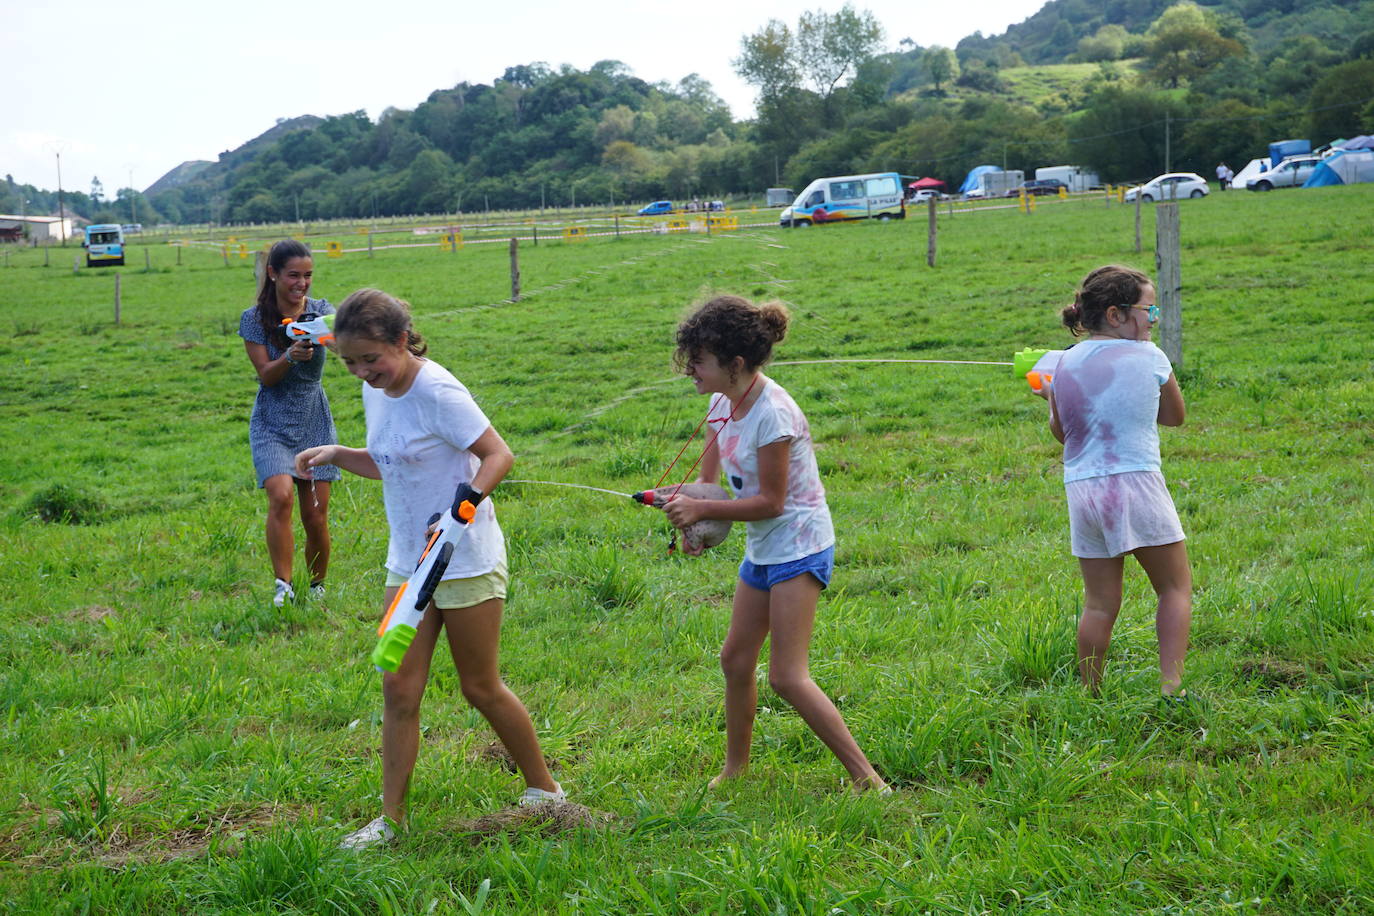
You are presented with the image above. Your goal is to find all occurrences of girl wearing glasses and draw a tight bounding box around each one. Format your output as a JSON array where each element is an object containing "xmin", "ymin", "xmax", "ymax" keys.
[{"xmin": 1043, "ymin": 265, "xmax": 1192, "ymax": 700}]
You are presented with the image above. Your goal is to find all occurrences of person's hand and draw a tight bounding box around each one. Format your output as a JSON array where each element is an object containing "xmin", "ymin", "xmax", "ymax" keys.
[
  {"xmin": 286, "ymin": 340, "xmax": 314, "ymax": 364},
  {"xmin": 294, "ymin": 445, "xmax": 336, "ymax": 478},
  {"xmin": 663, "ymin": 495, "xmax": 706, "ymax": 529}
]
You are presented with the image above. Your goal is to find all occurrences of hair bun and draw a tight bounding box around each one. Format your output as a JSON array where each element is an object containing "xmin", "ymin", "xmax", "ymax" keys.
[{"xmin": 758, "ymin": 301, "xmax": 790, "ymax": 343}]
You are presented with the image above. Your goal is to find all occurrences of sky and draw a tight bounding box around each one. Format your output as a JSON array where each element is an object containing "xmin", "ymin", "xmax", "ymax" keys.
[{"xmin": 2, "ymin": 0, "xmax": 1046, "ymax": 200}]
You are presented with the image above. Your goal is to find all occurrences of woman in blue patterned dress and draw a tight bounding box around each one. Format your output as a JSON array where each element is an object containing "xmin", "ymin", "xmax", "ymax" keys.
[{"xmin": 239, "ymin": 240, "xmax": 340, "ymax": 606}]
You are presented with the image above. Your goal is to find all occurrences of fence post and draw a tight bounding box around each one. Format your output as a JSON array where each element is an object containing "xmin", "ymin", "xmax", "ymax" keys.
[
  {"xmin": 533, "ymin": 223, "xmax": 538, "ymax": 246},
  {"xmin": 45, "ymin": 245, "xmax": 50, "ymax": 267},
  {"xmin": 1155, "ymin": 203, "xmax": 1182, "ymax": 368},
  {"xmin": 926, "ymin": 197, "xmax": 937, "ymax": 268},
  {"xmin": 114, "ymin": 273, "xmax": 121, "ymax": 325},
  {"xmin": 509, "ymin": 238, "xmax": 521, "ymax": 302},
  {"xmin": 368, "ymin": 230, "xmax": 374, "ymax": 258},
  {"xmin": 73, "ymin": 254, "xmax": 80, "ymax": 274},
  {"xmin": 1134, "ymin": 190, "xmax": 1143, "ymax": 254},
  {"xmin": 614, "ymin": 215, "xmax": 619, "ymax": 239},
  {"xmin": 177, "ymin": 244, "xmax": 182, "ymax": 266},
  {"xmin": 145, "ymin": 248, "xmax": 151, "ymax": 272}
]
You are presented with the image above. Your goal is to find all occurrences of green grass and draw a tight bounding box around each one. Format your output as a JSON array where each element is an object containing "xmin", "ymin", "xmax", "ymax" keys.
[{"xmin": 2, "ymin": 187, "xmax": 1372, "ymax": 913}]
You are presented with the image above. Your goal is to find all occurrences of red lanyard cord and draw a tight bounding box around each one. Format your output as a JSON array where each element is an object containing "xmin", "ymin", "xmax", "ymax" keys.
[{"xmin": 659, "ymin": 373, "xmax": 760, "ymax": 503}]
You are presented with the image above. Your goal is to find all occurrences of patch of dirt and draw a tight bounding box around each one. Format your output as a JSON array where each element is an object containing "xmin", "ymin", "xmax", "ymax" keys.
[
  {"xmin": 454, "ymin": 801, "xmax": 622, "ymax": 842},
  {"xmin": 95, "ymin": 804, "xmax": 295, "ymax": 866},
  {"xmin": 467, "ymin": 742, "xmax": 564, "ymax": 773},
  {"xmin": 68, "ymin": 605, "xmax": 116, "ymax": 623},
  {"xmin": 1237, "ymin": 656, "xmax": 1309, "ymax": 689}
]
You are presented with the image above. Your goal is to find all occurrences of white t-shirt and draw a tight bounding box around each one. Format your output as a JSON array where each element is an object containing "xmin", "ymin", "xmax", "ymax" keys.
[
  {"xmin": 707, "ymin": 378, "xmax": 835, "ymax": 564},
  {"xmin": 1052, "ymin": 340, "xmax": 1175, "ymax": 483},
  {"xmin": 362, "ymin": 360, "xmax": 505, "ymax": 579}
]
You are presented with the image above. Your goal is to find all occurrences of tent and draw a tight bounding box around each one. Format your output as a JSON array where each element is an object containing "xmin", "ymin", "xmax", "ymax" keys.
[
  {"xmin": 1303, "ymin": 149, "xmax": 1374, "ymax": 187},
  {"xmin": 1230, "ymin": 158, "xmax": 1267, "ymax": 189},
  {"xmin": 959, "ymin": 165, "xmax": 998, "ymax": 193},
  {"xmin": 1337, "ymin": 135, "xmax": 1374, "ymax": 151},
  {"xmin": 907, "ymin": 177, "xmax": 945, "ymax": 189}
]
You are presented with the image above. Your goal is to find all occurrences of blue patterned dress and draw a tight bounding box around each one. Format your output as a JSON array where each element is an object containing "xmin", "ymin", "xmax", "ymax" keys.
[{"xmin": 238, "ymin": 297, "xmax": 341, "ymax": 487}]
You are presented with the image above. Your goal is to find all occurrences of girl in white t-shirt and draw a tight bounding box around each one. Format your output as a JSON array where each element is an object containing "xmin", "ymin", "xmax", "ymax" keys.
[
  {"xmin": 294, "ymin": 288, "xmax": 563, "ymax": 849},
  {"xmin": 662, "ymin": 295, "xmax": 888, "ymax": 793},
  {"xmin": 1044, "ymin": 266, "xmax": 1192, "ymax": 699}
]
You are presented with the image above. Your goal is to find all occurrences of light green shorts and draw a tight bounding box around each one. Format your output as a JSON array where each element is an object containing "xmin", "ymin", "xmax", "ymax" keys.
[{"xmin": 385, "ymin": 558, "xmax": 508, "ymax": 610}]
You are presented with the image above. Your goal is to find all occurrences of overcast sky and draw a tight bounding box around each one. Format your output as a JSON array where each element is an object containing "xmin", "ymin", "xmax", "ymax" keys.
[{"xmin": 3, "ymin": 0, "xmax": 1044, "ymax": 198}]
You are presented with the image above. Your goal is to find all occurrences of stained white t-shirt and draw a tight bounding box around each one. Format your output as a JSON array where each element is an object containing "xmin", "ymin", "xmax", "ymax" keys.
[
  {"xmin": 707, "ymin": 378, "xmax": 834, "ymax": 565},
  {"xmin": 362, "ymin": 360, "xmax": 505, "ymax": 579},
  {"xmin": 1052, "ymin": 340, "xmax": 1175, "ymax": 483}
]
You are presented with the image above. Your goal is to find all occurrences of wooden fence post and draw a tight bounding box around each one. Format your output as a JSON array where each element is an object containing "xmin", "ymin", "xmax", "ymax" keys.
[
  {"xmin": 114, "ymin": 273, "xmax": 122, "ymax": 325},
  {"xmin": 509, "ymin": 238, "xmax": 521, "ymax": 302},
  {"xmin": 1154, "ymin": 203, "xmax": 1182, "ymax": 368},
  {"xmin": 926, "ymin": 197, "xmax": 937, "ymax": 268},
  {"xmin": 1134, "ymin": 191, "xmax": 1143, "ymax": 254},
  {"xmin": 145, "ymin": 248, "xmax": 151, "ymax": 272}
]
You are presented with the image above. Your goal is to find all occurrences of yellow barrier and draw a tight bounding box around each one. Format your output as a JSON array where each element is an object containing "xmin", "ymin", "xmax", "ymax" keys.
[
  {"xmin": 666, "ymin": 218, "xmax": 688, "ymax": 233},
  {"xmin": 439, "ymin": 231, "xmax": 463, "ymax": 251},
  {"xmin": 356, "ymin": 226, "xmax": 369, "ymax": 235},
  {"xmin": 326, "ymin": 241, "xmax": 344, "ymax": 258},
  {"xmin": 1058, "ymin": 186, "xmax": 1068, "ymax": 199},
  {"xmin": 707, "ymin": 214, "xmax": 739, "ymax": 231},
  {"xmin": 238, "ymin": 243, "xmax": 249, "ymax": 259},
  {"xmin": 563, "ymin": 226, "xmax": 588, "ymax": 242},
  {"xmin": 1117, "ymin": 187, "xmax": 1126, "ymax": 203}
]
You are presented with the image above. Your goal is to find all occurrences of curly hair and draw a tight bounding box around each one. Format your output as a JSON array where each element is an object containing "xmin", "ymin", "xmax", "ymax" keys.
[
  {"xmin": 1061, "ymin": 265, "xmax": 1153, "ymax": 337},
  {"xmin": 673, "ymin": 295, "xmax": 789, "ymax": 376},
  {"xmin": 334, "ymin": 288, "xmax": 428, "ymax": 357}
]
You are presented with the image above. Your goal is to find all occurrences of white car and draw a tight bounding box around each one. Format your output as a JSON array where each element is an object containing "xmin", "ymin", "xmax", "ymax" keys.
[
  {"xmin": 909, "ymin": 189, "xmax": 941, "ymax": 203},
  {"xmin": 1123, "ymin": 173, "xmax": 1210, "ymax": 202},
  {"xmin": 1245, "ymin": 156, "xmax": 1321, "ymax": 191}
]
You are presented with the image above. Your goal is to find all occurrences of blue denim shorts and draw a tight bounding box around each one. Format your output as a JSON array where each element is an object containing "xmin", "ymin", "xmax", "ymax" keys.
[{"xmin": 738, "ymin": 545, "xmax": 835, "ymax": 591}]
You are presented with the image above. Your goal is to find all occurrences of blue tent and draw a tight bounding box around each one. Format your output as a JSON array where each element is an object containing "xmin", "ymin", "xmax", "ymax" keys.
[
  {"xmin": 1303, "ymin": 149, "xmax": 1374, "ymax": 187},
  {"xmin": 959, "ymin": 165, "xmax": 999, "ymax": 193},
  {"xmin": 1337, "ymin": 135, "xmax": 1374, "ymax": 151}
]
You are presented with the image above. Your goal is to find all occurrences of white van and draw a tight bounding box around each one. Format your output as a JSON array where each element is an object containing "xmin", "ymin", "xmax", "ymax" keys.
[{"xmin": 779, "ymin": 172, "xmax": 905, "ymax": 227}]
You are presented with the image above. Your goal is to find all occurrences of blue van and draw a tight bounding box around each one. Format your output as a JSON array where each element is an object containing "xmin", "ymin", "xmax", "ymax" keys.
[
  {"xmin": 779, "ymin": 172, "xmax": 905, "ymax": 227},
  {"xmin": 84, "ymin": 224, "xmax": 125, "ymax": 267},
  {"xmin": 637, "ymin": 200, "xmax": 674, "ymax": 216}
]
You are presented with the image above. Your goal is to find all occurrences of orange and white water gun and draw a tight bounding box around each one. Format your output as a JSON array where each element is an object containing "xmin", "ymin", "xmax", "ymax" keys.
[
  {"xmin": 1012, "ymin": 348, "xmax": 1066, "ymax": 393},
  {"xmin": 371, "ymin": 483, "xmax": 483, "ymax": 672}
]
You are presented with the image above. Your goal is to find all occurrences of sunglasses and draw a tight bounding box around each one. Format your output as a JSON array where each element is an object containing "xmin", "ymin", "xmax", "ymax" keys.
[{"xmin": 1129, "ymin": 304, "xmax": 1160, "ymax": 322}]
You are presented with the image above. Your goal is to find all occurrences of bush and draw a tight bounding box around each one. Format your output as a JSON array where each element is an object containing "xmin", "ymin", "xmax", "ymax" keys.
[{"xmin": 24, "ymin": 483, "xmax": 105, "ymax": 524}]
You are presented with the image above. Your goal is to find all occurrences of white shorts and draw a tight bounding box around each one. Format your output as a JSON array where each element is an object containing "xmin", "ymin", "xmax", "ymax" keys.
[{"xmin": 1065, "ymin": 470, "xmax": 1185, "ymax": 559}]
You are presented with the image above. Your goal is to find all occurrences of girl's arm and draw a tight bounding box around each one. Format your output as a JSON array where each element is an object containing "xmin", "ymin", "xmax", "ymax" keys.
[
  {"xmin": 1157, "ymin": 374, "xmax": 1186, "ymax": 426},
  {"xmin": 665, "ymin": 439, "xmax": 789, "ymax": 526},
  {"xmin": 1047, "ymin": 388, "xmax": 1065, "ymax": 443},
  {"xmin": 466, "ymin": 426, "xmax": 515, "ymax": 495},
  {"xmin": 244, "ymin": 339, "xmax": 313, "ymax": 387},
  {"xmin": 295, "ymin": 445, "xmax": 381, "ymax": 479}
]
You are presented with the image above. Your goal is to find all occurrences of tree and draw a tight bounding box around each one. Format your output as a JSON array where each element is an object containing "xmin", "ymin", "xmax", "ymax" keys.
[
  {"xmin": 90, "ymin": 176, "xmax": 104, "ymax": 205},
  {"xmin": 734, "ymin": 19, "xmax": 801, "ymax": 102},
  {"xmin": 926, "ymin": 47, "xmax": 959, "ymax": 93},
  {"xmin": 1078, "ymin": 24, "xmax": 1128, "ymax": 62},
  {"xmin": 1308, "ymin": 59, "xmax": 1374, "ymax": 143},
  {"xmin": 795, "ymin": 4, "xmax": 885, "ymax": 99},
  {"xmin": 1143, "ymin": 2, "xmax": 1246, "ymax": 89}
]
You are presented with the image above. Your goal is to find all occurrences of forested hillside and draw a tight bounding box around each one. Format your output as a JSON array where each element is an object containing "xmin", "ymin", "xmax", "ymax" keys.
[{"xmin": 3, "ymin": 0, "xmax": 1371, "ymax": 225}]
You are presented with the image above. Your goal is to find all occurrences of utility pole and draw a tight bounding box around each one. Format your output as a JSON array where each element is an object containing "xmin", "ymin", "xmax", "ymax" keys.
[
  {"xmin": 127, "ymin": 165, "xmax": 137, "ymax": 225},
  {"xmin": 54, "ymin": 147, "xmax": 68, "ymax": 245}
]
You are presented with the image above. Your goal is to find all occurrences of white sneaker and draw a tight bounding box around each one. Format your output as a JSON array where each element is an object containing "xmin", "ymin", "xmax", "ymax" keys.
[
  {"xmin": 518, "ymin": 783, "xmax": 566, "ymax": 806},
  {"xmin": 339, "ymin": 815, "xmax": 396, "ymax": 850},
  {"xmin": 272, "ymin": 578, "xmax": 295, "ymax": 607},
  {"xmin": 308, "ymin": 582, "xmax": 326, "ymax": 601}
]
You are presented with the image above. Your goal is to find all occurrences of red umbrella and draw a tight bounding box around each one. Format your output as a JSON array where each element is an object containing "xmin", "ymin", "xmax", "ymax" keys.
[{"xmin": 907, "ymin": 177, "xmax": 946, "ymax": 189}]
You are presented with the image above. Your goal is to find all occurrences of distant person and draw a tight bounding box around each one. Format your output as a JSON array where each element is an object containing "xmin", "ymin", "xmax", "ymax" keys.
[
  {"xmin": 1215, "ymin": 162, "xmax": 1230, "ymax": 190},
  {"xmin": 239, "ymin": 240, "xmax": 338, "ymax": 607},
  {"xmin": 295, "ymin": 288, "xmax": 563, "ymax": 850},
  {"xmin": 660, "ymin": 295, "xmax": 890, "ymax": 794},
  {"xmin": 1038, "ymin": 266, "xmax": 1192, "ymax": 701}
]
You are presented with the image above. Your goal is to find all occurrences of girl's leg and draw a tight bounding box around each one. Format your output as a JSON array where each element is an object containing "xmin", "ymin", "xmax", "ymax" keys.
[
  {"xmin": 379, "ymin": 587, "xmax": 445, "ymax": 824},
  {"xmin": 295, "ymin": 479, "xmax": 331, "ymax": 585},
  {"xmin": 766, "ymin": 574, "xmax": 886, "ymax": 790},
  {"xmin": 263, "ymin": 474, "xmax": 297, "ymax": 582},
  {"xmin": 1077, "ymin": 557, "xmax": 1125, "ymax": 693},
  {"xmin": 1132, "ymin": 541, "xmax": 1193, "ymax": 695},
  {"xmin": 442, "ymin": 599, "xmax": 558, "ymax": 793},
  {"xmin": 714, "ymin": 580, "xmax": 772, "ymax": 785}
]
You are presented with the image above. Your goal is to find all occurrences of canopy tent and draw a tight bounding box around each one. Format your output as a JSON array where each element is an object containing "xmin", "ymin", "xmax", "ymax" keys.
[
  {"xmin": 1303, "ymin": 149, "xmax": 1374, "ymax": 187},
  {"xmin": 1336, "ymin": 135, "xmax": 1374, "ymax": 151},
  {"xmin": 959, "ymin": 165, "xmax": 999, "ymax": 193},
  {"xmin": 1231, "ymin": 158, "xmax": 1267, "ymax": 188},
  {"xmin": 907, "ymin": 177, "xmax": 946, "ymax": 189}
]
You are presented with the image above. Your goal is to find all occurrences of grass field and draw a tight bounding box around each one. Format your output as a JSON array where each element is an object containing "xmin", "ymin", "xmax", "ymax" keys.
[{"xmin": 2, "ymin": 186, "xmax": 1372, "ymax": 913}]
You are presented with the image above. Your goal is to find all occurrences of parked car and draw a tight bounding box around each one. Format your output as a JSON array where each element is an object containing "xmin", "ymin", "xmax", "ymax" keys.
[
  {"xmin": 908, "ymin": 188, "xmax": 941, "ymax": 203},
  {"xmin": 637, "ymin": 200, "xmax": 674, "ymax": 216},
  {"xmin": 1246, "ymin": 156, "xmax": 1321, "ymax": 191},
  {"xmin": 1006, "ymin": 178, "xmax": 1067, "ymax": 197},
  {"xmin": 1123, "ymin": 173, "xmax": 1210, "ymax": 202}
]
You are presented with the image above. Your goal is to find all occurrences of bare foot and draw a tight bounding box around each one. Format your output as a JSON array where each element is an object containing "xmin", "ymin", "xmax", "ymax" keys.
[{"xmin": 709, "ymin": 767, "xmax": 746, "ymax": 788}]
